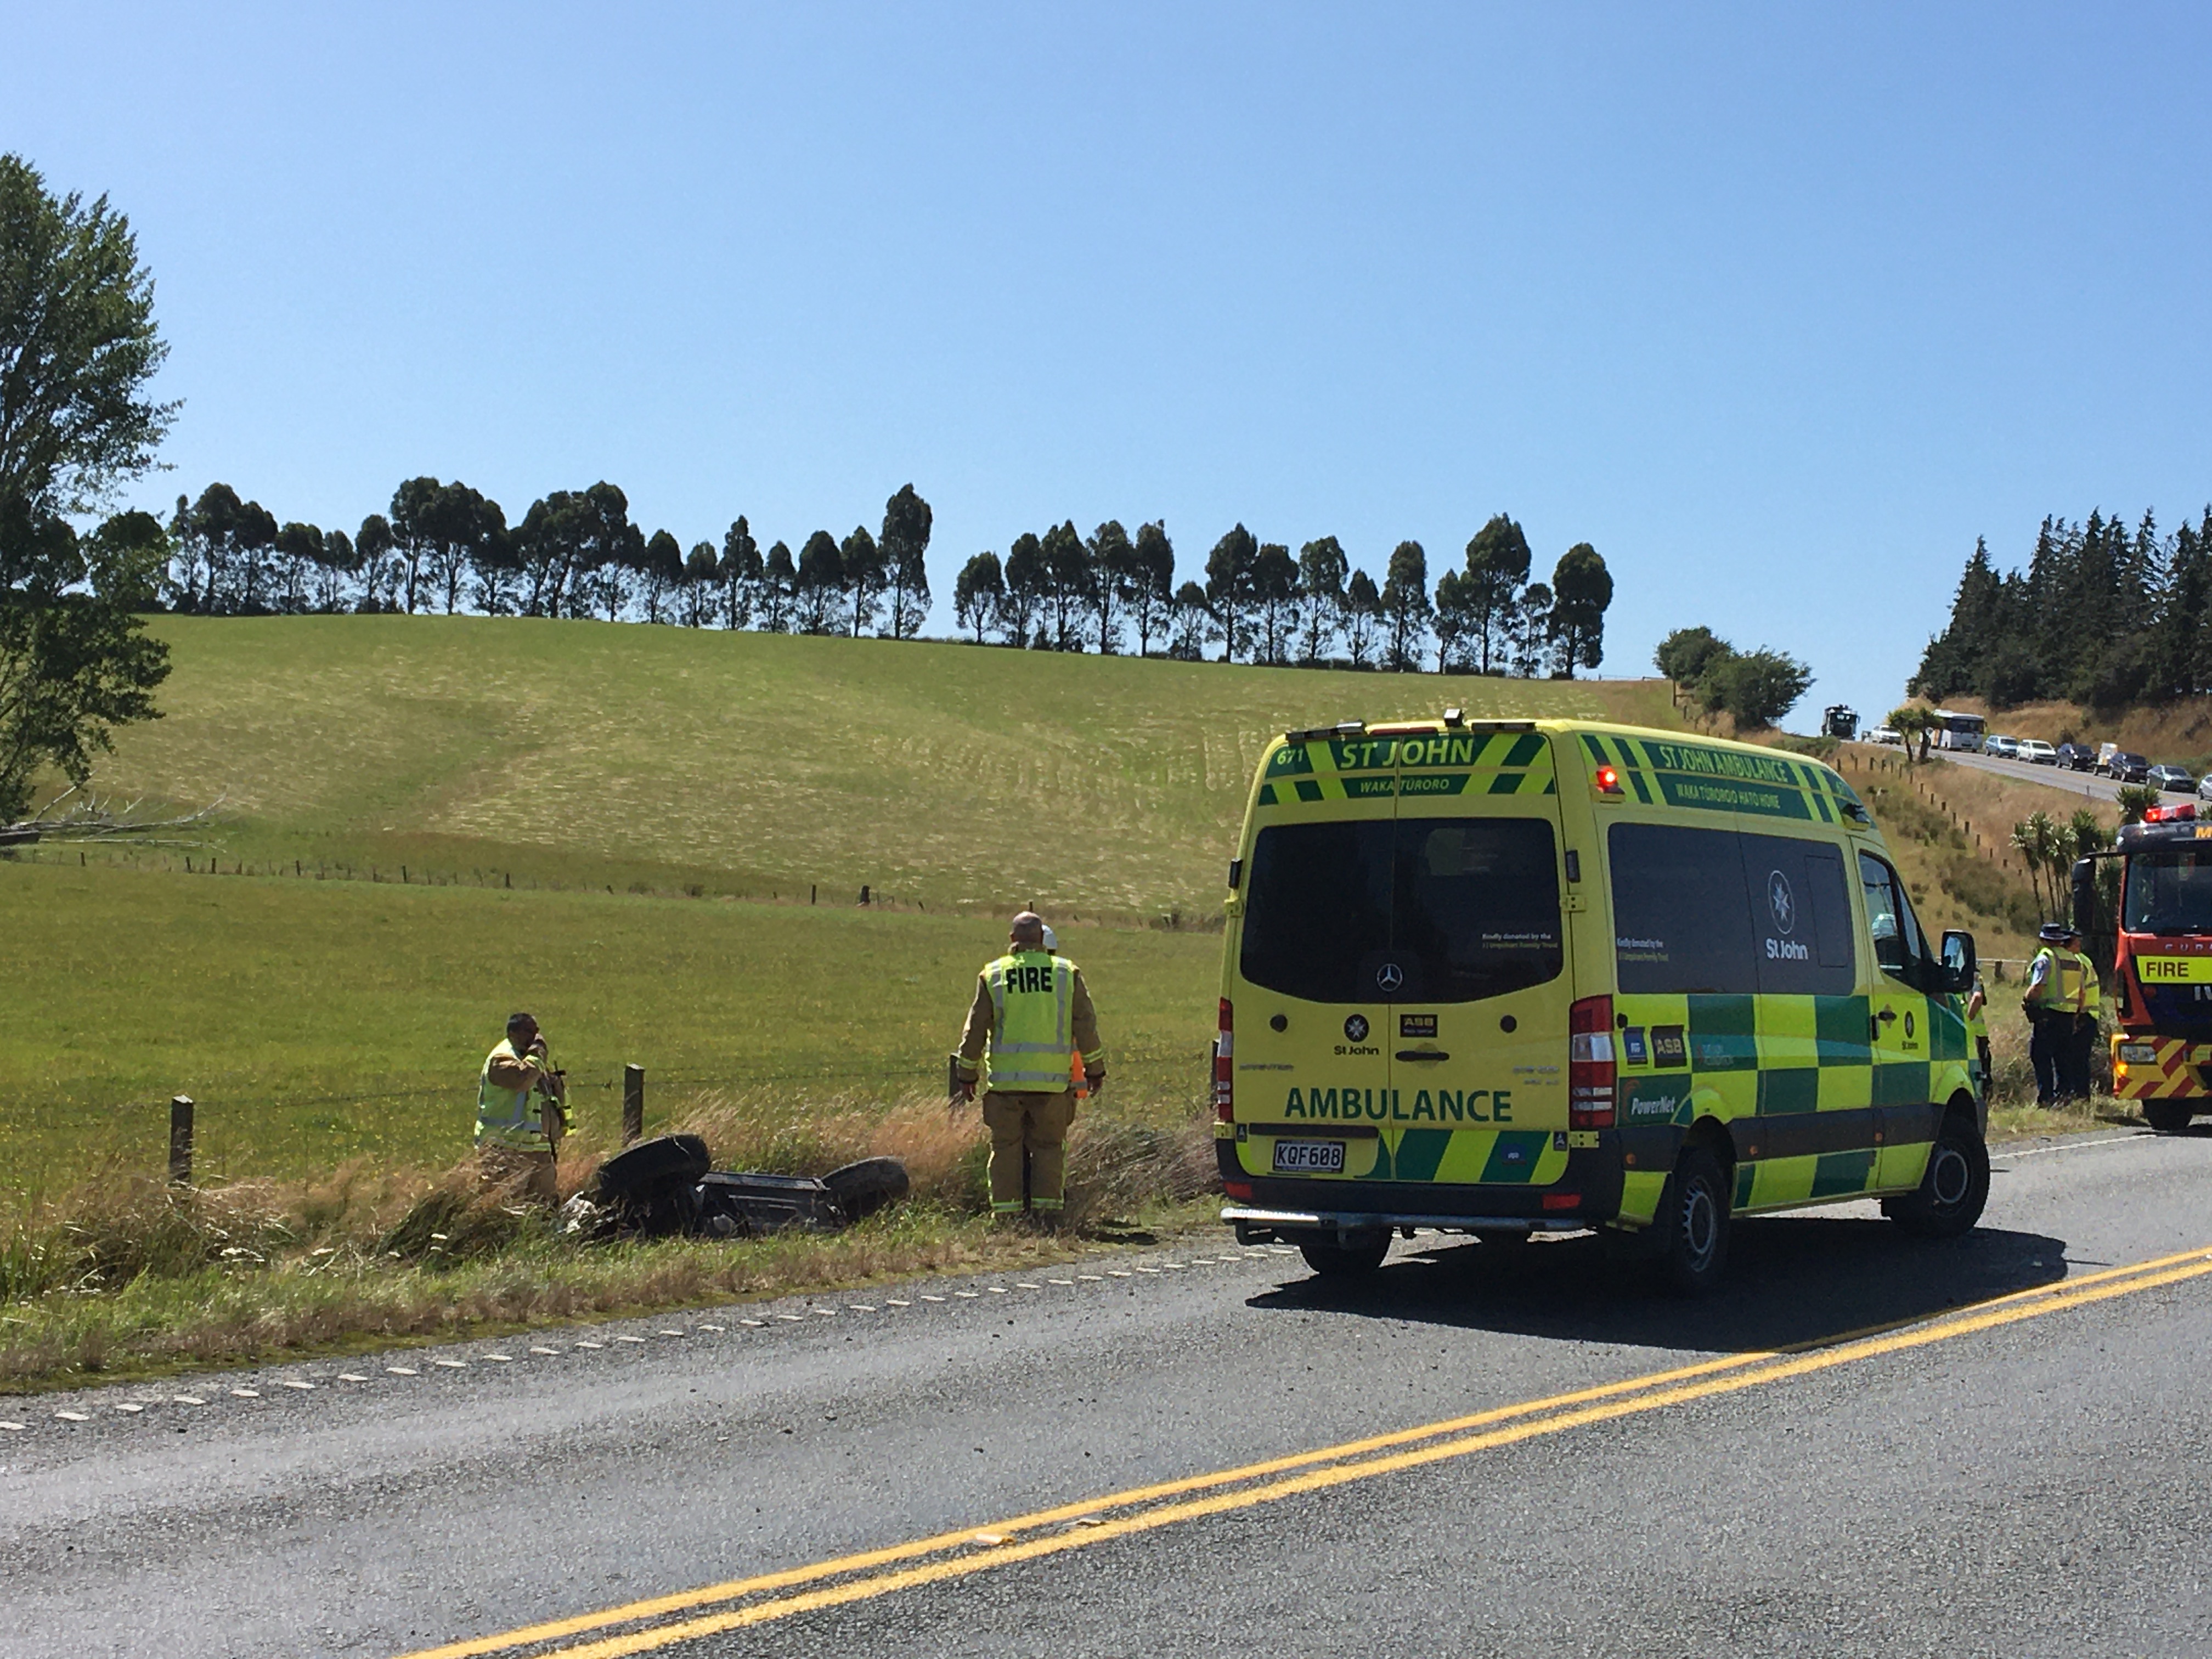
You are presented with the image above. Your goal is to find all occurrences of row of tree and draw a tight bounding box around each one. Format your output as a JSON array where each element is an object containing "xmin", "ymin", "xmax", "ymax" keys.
[
  {"xmin": 1913, "ymin": 507, "xmax": 2212, "ymax": 709},
  {"xmin": 161, "ymin": 478, "xmax": 940, "ymax": 640},
  {"xmin": 155, "ymin": 477, "xmax": 1620, "ymax": 674},
  {"xmin": 952, "ymin": 516, "xmax": 1612, "ymax": 672}
]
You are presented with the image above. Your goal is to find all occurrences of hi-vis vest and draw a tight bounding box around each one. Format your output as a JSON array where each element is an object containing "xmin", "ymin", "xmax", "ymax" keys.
[
  {"xmin": 983, "ymin": 951, "xmax": 1075, "ymax": 1093},
  {"xmin": 476, "ymin": 1041, "xmax": 549, "ymax": 1150},
  {"xmin": 2028, "ymin": 948, "xmax": 2100, "ymax": 1017}
]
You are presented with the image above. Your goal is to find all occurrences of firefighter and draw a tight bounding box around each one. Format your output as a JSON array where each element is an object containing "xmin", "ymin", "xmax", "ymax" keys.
[
  {"xmin": 476, "ymin": 1012, "xmax": 568, "ymax": 1203},
  {"xmin": 952, "ymin": 912, "xmax": 1107, "ymax": 1223},
  {"xmin": 2023, "ymin": 924, "xmax": 2096, "ymax": 1105}
]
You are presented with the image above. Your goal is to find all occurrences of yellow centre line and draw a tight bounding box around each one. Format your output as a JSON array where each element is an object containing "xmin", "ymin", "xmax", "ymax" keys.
[{"xmin": 398, "ymin": 1244, "xmax": 2212, "ymax": 1659}]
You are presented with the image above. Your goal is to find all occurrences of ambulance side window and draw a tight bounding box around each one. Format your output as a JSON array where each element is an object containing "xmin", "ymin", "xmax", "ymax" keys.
[
  {"xmin": 1742, "ymin": 833, "xmax": 1856, "ymax": 997},
  {"xmin": 1609, "ymin": 823, "xmax": 1758, "ymax": 995},
  {"xmin": 1857, "ymin": 851, "xmax": 1930, "ymax": 990}
]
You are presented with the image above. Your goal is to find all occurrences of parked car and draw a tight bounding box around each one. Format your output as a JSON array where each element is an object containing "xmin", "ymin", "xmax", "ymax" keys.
[
  {"xmin": 2194, "ymin": 772, "xmax": 2212, "ymax": 804},
  {"xmin": 2097, "ymin": 741, "xmax": 2122, "ymax": 774},
  {"xmin": 1866, "ymin": 725, "xmax": 1902, "ymax": 746},
  {"xmin": 2110, "ymin": 752, "xmax": 2152, "ymax": 784},
  {"xmin": 2056, "ymin": 742, "xmax": 2097, "ymax": 770},
  {"xmin": 1986, "ymin": 735, "xmax": 2021, "ymax": 759},
  {"xmin": 2148, "ymin": 764, "xmax": 2195, "ymax": 794},
  {"xmin": 2018, "ymin": 739, "xmax": 2058, "ymax": 765}
]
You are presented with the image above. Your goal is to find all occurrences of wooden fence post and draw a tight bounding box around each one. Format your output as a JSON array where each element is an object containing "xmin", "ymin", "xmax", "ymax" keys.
[
  {"xmin": 623, "ymin": 1065, "xmax": 645, "ymax": 1145},
  {"xmin": 168, "ymin": 1095, "xmax": 194, "ymax": 1186}
]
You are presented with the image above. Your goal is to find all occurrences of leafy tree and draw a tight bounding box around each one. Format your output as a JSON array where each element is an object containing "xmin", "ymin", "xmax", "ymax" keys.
[
  {"xmin": 681, "ymin": 540, "xmax": 719, "ymax": 627},
  {"xmin": 1169, "ymin": 579, "xmax": 1214, "ymax": 661},
  {"xmin": 1087, "ymin": 519, "xmax": 1133, "ymax": 654},
  {"xmin": 0, "ymin": 152, "xmax": 178, "ymax": 819},
  {"xmin": 387, "ymin": 476, "xmax": 444, "ymax": 614},
  {"xmin": 1381, "ymin": 540, "xmax": 1430, "ymax": 671},
  {"xmin": 1432, "ymin": 568, "xmax": 1475, "ymax": 672},
  {"xmin": 639, "ymin": 528, "xmax": 685, "ymax": 624},
  {"xmin": 82, "ymin": 509, "xmax": 168, "ymax": 611},
  {"xmin": 839, "ymin": 523, "xmax": 883, "ymax": 636},
  {"xmin": 1251, "ymin": 542, "xmax": 1298, "ymax": 666},
  {"xmin": 879, "ymin": 484, "xmax": 933, "ymax": 641},
  {"xmin": 513, "ymin": 493, "xmax": 582, "ymax": 618},
  {"xmin": 795, "ymin": 530, "xmax": 843, "ymax": 634},
  {"xmin": 311, "ymin": 526, "xmax": 357, "ymax": 614},
  {"xmin": 720, "ymin": 517, "xmax": 762, "ymax": 630},
  {"xmin": 1462, "ymin": 514, "xmax": 1532, "ymax": 673},
  {"xmin": 1295, "ymin": 536, "xmax": 1347, "ymax": 665},
  {"xmin": 1003, "ymin": 531, "xmax": 1046, "ymax": 647},
  {"xmin": 1040, "ymin": 520, "xmax": 1087, "ymax": 650},
  {"xmin": 1126, "ymin": 521, "xmax": 1176, "ymax": 656},
  {"xmin": 955, "ymin": 551, "xmax": 1005, "ymax": 643},
  {"xmin": 1510, "ymin": 580, "xmax": 1553, "ymax": 678},
  {"xmin": 1654, "ymin": 625, "xmax": 1733, "ymax": 685},
  {"xmin": 167, "ymin": 483, "xmax": 241, "ymax": 612},
  {"xmin": 1548, "ymin": 543, "xmax": 1611, "ymax": 675},
  {"xmin": 1703, "ymin": 648, "xmax": 1812, "ymax": 728},
  {"xmin": 568, "ymin": 483, "xmax": 641, "ymax": 622},
  {"xmin": 1205, "ymin": 524, "xmax": 1257, "ymax": 662},
  {"xmin": 1342, "ymin": 568, "xmax": 1384, "ymax": 668},
  {"xmin": 274, "ymin": 521, "xmax": 322, "ymax": 613},
  {"xmin": 354, "ymin": 512, "xmax": 396, "ymax": 612},
  {"xmin": 759, "ymin": 539, "xmax": 797, "ymax": 633}
]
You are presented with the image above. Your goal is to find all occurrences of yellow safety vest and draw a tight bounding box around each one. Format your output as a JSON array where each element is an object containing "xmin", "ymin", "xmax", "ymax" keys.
[
  {"xmin": 2073, "ymin": 950, "xmax": 2103, "ymax": 1019},
  {"xmin": 476, "ymin": 1040, "xmax": 553, "ymax": 1150},
  {"xmin": 982, "ymin": 951, "xmax": 1075, "ymax": 1093},
  {"xmin": 2027, "ymin": 947, "xmax": 2093, "ymax": 1017}
]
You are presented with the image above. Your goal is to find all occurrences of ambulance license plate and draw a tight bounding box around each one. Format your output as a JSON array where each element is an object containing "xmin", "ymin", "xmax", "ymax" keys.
[{"xmin": 1272, "ymin": 1140, "xmax": 1346, "ymax": 1174}]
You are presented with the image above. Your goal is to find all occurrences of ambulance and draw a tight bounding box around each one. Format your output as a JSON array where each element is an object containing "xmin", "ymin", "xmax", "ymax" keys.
[{"xmin": 1214, "ymin": 716, "xmax": 1986, "ymax": 1293}]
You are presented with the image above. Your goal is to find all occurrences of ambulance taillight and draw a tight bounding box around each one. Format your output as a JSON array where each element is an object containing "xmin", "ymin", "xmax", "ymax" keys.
[
  {"xmin": 1215, "ymin": 998, "xmax": 1234, "ymax": 1122},
  {"xmin": 1568, "ymin": 995, "xmax": 1617, "ymax": 1130}
]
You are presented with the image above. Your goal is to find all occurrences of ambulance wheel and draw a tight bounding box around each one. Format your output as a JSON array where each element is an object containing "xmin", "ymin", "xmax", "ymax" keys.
[
  {"xmin": 1298, "ymin": 1229, "xmax": 1390, "ymax": 1278},
  {"xmin": 1652, "ymin": 1147, "xmax": 1731, "ymax": 1296},
  {"xmin": 1883, "ymin": 1111, "xmax": 1989, "ymax": 1238},
  {"xmin": 2142, "ymin": 1101, "xmax": 2196, "ymax": 1135}
]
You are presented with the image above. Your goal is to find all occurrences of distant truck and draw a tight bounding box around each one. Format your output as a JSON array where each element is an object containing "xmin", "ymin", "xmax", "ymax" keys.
[
  {"xmin": 2078, "ymin": 802, "xmax": 2212, "ymax": 1132},
  {"xmin": 1820, "ymin": 704, "xmax": 1859, "ymax": 741}
]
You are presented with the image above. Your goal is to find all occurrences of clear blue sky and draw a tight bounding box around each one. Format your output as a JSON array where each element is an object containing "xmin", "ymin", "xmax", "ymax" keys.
[{"xmin": 9, "ymin": 3, "xmax": 2210, "ymax": 721}]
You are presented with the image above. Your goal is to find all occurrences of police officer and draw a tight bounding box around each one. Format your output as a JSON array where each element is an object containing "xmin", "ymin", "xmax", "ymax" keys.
[
  {"xmin": 476, "ymin": 1012, "xmax": 569, "ymax": 1203},
  {"xmin": 2023, "ymin": 924, "xmax": 2097, "ymax": 1105},
  {"xmin": 952, "ymin": 912, "xmax": 1107, "ymax": 1223}
]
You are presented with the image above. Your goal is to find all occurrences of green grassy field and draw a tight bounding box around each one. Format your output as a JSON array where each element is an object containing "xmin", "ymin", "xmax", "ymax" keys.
[
  {"xmin": 0, "ymin": 861, "xmax": 1221, "ymax": 1201},
  {"xmin": 70, "ymin": 616, "xmax": 1685, "ymax": 918}
]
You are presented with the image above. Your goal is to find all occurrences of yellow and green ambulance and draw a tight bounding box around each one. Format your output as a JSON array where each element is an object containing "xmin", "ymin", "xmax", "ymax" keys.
[{"xmin": 1214, "ymin": 717, "xmax": 1985, "ymax": 1293}]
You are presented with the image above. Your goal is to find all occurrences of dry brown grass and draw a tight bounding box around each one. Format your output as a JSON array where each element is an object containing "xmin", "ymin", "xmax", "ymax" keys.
[{"xmin": 1921, "ymin": 695, "xmax": 2212, "ymax": 771}]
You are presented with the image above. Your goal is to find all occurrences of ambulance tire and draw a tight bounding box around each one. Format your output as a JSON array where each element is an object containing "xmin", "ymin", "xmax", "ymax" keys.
[
  {"xmin": 1297, "ymin": 1228, "xmax": 1391, "ymax": 1278},
  {"xmin": 2142, "ymin": 1101, "xmax": 2196, "ymax": 1135},
  {"xmin": 1652, "ymin": 1147, "xmax": 1731, "ymax": 1296},
  {"xmin": 822, "ymin": 1157, "xmax": 911, "ymax": 1222},
  {"xmin": 1882, "ymin": 1110, "xmax": 1990, "ymax": 1238}
]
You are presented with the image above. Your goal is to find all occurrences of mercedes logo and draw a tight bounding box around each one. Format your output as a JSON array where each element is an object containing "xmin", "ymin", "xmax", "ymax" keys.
[
  {"xmin": 1375, "ymin": 962, "xmax": 1404, "ymax": 994},
  {"xmin": 1767, "ymin": 870, "xmax": 1796, "ymax": 935}
]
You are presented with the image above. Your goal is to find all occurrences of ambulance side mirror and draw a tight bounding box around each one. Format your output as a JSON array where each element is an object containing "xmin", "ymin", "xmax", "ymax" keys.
[{"xmin": 1938, "ymin": 930, "xmax": 1976, "ymax": 997}]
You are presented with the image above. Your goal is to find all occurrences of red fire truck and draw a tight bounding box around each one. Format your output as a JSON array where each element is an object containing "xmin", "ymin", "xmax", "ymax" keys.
[{"xmin": 2080, "ymin": 800, "xmax": 2212, "ymax": 1131}]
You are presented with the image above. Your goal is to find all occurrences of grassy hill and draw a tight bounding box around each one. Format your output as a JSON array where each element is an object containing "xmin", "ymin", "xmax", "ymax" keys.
[{"xmin": 69, "ymin": 617, "xmax": 1686, "ymax": 919}]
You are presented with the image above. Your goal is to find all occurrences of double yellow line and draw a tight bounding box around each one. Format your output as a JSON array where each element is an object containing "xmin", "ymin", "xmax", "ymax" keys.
[{"xmin": 402, "ymin": 1244, "xmax": 2212, "ymax": 1659}]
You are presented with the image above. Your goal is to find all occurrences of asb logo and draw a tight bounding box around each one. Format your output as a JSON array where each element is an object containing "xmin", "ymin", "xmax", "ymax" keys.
[
  {"xmin": 1344, "ymin": 1014, "xmax": 1370, "ymax": 1043},
  {"xmin": 1375, "ymin": 962, "xmax": 1404, "ymax": 994},
  {"xmin": 1767, "ymin": 870, "xmax": 1797, "ymax": 934}
]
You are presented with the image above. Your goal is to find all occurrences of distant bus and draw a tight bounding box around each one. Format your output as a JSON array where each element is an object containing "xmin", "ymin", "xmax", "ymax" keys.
[{"xmin": 1929, "ymin": 710, "xmax": 1985, "ymax": 752}]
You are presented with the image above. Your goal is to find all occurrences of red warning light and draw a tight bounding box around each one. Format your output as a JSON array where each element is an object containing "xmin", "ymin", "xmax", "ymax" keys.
[{"xmin": 1594, "ymin": 765, "xmax": 1622, "ymax": 794}]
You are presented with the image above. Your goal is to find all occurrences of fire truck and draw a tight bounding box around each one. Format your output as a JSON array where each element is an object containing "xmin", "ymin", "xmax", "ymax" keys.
[{"xmin": 2076, "ymin": 800, "xmax": 2212, "ymax": 1131}]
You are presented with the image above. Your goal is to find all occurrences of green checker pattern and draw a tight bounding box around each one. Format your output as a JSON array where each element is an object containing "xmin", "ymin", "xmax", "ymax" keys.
[{"xmin": 1617, "ymin": 991, "xmax": 1949, "ymax": 1124}]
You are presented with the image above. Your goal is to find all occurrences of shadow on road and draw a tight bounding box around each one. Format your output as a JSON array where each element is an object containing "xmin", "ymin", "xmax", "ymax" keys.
[{"xmin": 1244, "ymin": 1217, "xmax": 2071, "ymax": 1353}]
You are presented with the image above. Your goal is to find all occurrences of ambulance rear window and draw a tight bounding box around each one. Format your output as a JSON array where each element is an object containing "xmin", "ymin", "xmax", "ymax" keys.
[{"xmin": 1239, "ymin": 817, "xmax": 1562, "ymax": 1003}]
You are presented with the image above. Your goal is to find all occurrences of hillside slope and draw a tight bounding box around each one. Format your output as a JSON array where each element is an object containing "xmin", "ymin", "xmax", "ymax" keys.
[
  {"xmin": 72, "ymin": 617, "xmax": 1684, "ymax": 917},
  {"xmin": 1916, "ymin": 694, "xmax": 2212, "ymax": 773}
]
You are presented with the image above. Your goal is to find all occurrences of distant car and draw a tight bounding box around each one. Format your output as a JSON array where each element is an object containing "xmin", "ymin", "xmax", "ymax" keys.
[
  {"xmin": 2148, "ymin": 764, "xmax": 2195, "ymax": 793},
  {"xmin": 2018, "ymin": 739, "xmax": 2058, "ymax": 765},
  {"xmin": 2056, "ymin": 742, "xmax": 2097, "ymax": 771},
  {"xmin": 2195, "ymin": 773, "xmax": 2212, "ymax": 803},
  {"xmin": 2097, "ymin": 741, "xmax": 2123, "ymax": 774},
  {"xmin": 1986, "ymin": 735, "xmax": 2021, "ymax": 759},
  {"xmin": 1866, "ymin": 725, "xmax": 1902, "ymax": 746},
  {"xmin": 2110, "ymin": 752, "xmax": 2152, "ymax": 784}
]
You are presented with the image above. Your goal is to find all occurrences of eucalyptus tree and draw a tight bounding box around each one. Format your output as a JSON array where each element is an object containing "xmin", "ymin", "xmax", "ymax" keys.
[
  {"xmin": 839, "ymin": 524, "xmax": 883, "ymax": 636},
  {"xmin": 720, "ymin": 517, "xmax": 762, "ymax": 630},
  {"xmin": 1342, "ymin": 568, "xmax": 1384, "ymax": 669},
  {"xmin": 1251, "ymin": 541, "xmax": 1298, "ymax": 666},
  {"xmin": 1381, "ymin": 540, "xmax": 1431, "ymax": 672},
  {"xmin": 1204, "ymin": 523, "xmax": 1256, "ymax": 662},
  {"xmin": 795, "ymin": 530, "xmax": 843, "ymax": 634},
  {"xmin": 1002, "ymin": 531, "xmax": 1046, "ymax": 647},
  {"xmin": 1126, "ymin": 521, "xmax": 1176, "ymax": 657},
  {"xmin": 1295, "ymin": 536, "xmax": 1347, "ymax": 664},
  {"xmin": 1462, "ymin": 514, "xmax": 1532, "ymax": 674},
  {"xmin": 879, "ymin": 484, "xmax": 933, "ymax": 640},
  {"xmin": 682, "ymin": 540, "xmax": 719, "ymax": 626},
  {"xmin": 955, "ymin": 551, "xmax": 1005, "ymax": 644},
  {"xmin": 1549, "ymin": 542, "xmax": 1612, "ymax": 675}
]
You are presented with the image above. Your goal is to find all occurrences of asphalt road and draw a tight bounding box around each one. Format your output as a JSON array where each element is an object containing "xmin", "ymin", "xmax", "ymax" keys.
[
  {"xmin": 8, "ymin": 1127, "xmax": 2212, "ymax": 1659},
  {"xmin": 1923, "ymin": 746, "xmax": 2132, "ymax": 803}
]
